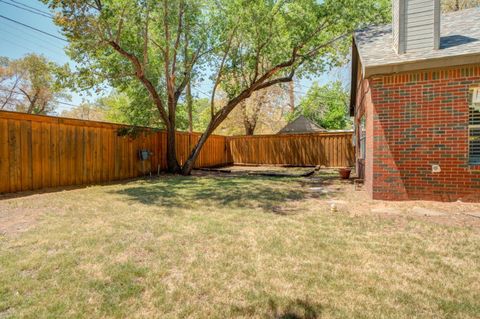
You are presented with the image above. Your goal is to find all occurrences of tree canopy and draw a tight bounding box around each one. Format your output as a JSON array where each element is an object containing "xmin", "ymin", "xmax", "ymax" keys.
[
  {"xmin": 44, "ymin": 0, "xmax": 390, "ymax": 173},
  {"xmin": 289, "ymin": 81, "xmax": 350, "ymax": 130}
]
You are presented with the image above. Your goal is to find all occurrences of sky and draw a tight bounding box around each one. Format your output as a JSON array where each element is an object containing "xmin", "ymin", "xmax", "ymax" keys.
[{"xmin": 0, "ymin": 0, "xmax": 348, "ymax": 113}]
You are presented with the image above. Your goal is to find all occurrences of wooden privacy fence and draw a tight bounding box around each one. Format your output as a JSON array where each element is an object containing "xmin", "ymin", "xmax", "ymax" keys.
[
  {"xmin": 229, "ymin": 132, "xmax": 354, "ymax": 167},
  {"xmin": 0, "ymin": 110, "xmax": 354, "ymax": 194},
  {"xmin": 0, "ymin": 111, "xmax": 230, "ymax": 193}
]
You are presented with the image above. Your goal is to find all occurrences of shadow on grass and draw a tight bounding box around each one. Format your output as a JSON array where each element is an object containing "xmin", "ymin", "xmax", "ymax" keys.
[
  {"xmin": 108, "ymin": 175, "xmax": 306, "ymax": 213},
  {"xmin": 231, "ymin": 297, "xmax": 323, "ymax": 318},
  {"xmin": 268, "ymin": 298, "xmax": 323, "ymax": 319}
]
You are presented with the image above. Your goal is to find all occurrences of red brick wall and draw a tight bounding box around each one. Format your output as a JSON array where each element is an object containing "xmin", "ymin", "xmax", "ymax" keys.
[
  {"xmin": 357, "ymin": 64, "xmax": 480, "ymax": 201},
  {"xmin": 354, "ymin": 67, "xmax": 374, "ymax": 197}
]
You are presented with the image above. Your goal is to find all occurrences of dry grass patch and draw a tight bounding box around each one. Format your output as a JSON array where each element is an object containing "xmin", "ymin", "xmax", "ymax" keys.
[{"xmin": 0, "ymin": 172, "xmax": 479, "ymax": 318}]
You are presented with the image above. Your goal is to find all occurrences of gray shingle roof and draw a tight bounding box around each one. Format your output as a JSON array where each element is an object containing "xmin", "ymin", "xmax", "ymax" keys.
[
  {"xmin": 355, "ymin": 7, "xmax": 480, "ymax": 75},
  {"xmin": 278, "ymin": 115, "xmax": 325, "ymax": 134}
]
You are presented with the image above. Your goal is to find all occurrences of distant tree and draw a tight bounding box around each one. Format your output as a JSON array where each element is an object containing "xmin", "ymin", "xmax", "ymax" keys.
[
  {"xmin": 290, "ymin": 81, "xmax": 350, "ymax": 130},
  {"xmin": 177, "ymin": 97, "xmax": 211, "ymax": 132},
  {"xmin": 441, "ymin": 0, "xmax": 480, "ymax": 12},
  {"xmin": 216, "ymin": 84, "xmax": 289, "ymax": 135},
  {"xmin": 61, "ymin": 102, "xmax": 106, "ymax": 121},
  {"xmin": 0, "ymin": 54, "xmax": 69, "ymax": 114},
  {"xmin": 98, "ymin": 89, "xmax": 161, "ymax": 127},
  {"xmin": 0, "ymin": 57, "xmax": 18, "ymax": 110},
  {"xmin": 240, "ymin": 85, "xmax": 288, "ymax": 135}
]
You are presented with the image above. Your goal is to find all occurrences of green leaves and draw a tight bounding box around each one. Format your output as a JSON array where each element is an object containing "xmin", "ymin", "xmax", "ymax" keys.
[
  {"xmin": 43, "ymin": 0, "xmax": 389, "ymax": 122},
  {"xmin": 0, "ymin": 53, "xmax": 70, "ymax": 114},
  {"xmin": 290, "ymin": 80, "xmax": 351, "ymax": 130},
  {"xmin": 43, "ymin": 0, "xmax": 387, "ymax": 171}
]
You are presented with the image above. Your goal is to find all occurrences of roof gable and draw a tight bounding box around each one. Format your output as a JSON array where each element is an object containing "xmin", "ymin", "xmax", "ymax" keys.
[
  {"xmin": 354, "ymin": 7, "xmax": 480, "ymax": 77},
  {"xmin": 278, "ymin": 115, "xmax": 325, "ymax": 134}
]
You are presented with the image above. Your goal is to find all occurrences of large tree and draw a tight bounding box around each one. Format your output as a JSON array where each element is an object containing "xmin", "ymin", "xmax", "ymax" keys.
[
  {"xmin": 0, "ymin": 54, "xmax": 69, "ymax": 114},
  {"xmin": 44, "ymin": 0, "xmax": 389, "ymax": 174}
]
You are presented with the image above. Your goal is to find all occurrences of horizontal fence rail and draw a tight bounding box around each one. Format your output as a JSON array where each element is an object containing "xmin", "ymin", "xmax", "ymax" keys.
[
  {"xmin": 0, "ymin": 111, "xmax": 231, "ymax": 193},
  {"xmin": 228, "ymin": 132, "xmax": 354, "ymax": 167}
]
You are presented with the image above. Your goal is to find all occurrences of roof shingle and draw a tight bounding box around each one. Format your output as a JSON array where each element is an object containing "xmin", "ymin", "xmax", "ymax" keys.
[{"xmin": 355, "ymin": 7, "xmax": 480, "ymax": 74}]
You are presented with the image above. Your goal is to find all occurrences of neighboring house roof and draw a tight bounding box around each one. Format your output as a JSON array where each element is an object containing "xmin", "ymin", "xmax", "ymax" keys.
[
  {"xmin": 354, "ymin": 7, "xmax": 480, "ymax": 77},
  {"xmin": 277, "ymin": 115, "xmax": 325, "ymax": 134}
]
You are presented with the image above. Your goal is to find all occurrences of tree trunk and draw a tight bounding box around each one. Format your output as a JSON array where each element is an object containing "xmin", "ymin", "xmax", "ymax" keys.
[
  {"xmin": 289, "ymin": 80, "xmax": 295, "ymax": 112},
  {"xmin": 181, "ymin": 118, "xmax": 220, "ymax": 175},
  {"xmin": 166, "ymin": 123, "xmax": 181, "ymax": 173},
  {"xmin": 166, "ymin": 98, "xmax": 181, "ymax": 173},
  {"xmin": 181, "ymin": 83, "xmax": 259, "ymax": 175},
  {"xmin": 244, "ymin": 122, "xmax": 255, "ymax": 135},
  {"xmin": 245, "ymin": 126, "xmax": 255, "ymax": 136},
  {"xmin": 186, "ymin": 80, "xmax": 193, "ymax": 133}
]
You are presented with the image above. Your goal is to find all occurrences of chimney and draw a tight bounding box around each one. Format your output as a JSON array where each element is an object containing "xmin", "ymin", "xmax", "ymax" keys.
[{"xmin": 392, "ymin": 0, "xmax": 440, "ymax": 54}]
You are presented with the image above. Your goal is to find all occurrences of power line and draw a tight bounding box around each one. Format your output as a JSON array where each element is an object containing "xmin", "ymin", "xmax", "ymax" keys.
[
  {"xmin": 8, "ymin": 0, "xmax": 53, "ymax": 17},
  {"xmin": 0, "ymin": 14, "xmax": 67, "ymax": 42},
  {"xmin": 0, "ymin": 35, "xmax": 63, "ymax": 62},
  {"xmin": 0, "ymin": 20, "xmax": 65, "ymax": 50},
  {"xmin": 0, "ymin": 35, "xmax": 33, "ymax": 51},
  {"xmin": 0, "ymin": 0, "xmax": 53, "ymax": 18},
  {"xmin": 191, "ymin": 86, "xmax": 211, "ymax": 98},
  {"xmin": 0, "ymin": 25, "xmax": 66, "ymax": 58}
]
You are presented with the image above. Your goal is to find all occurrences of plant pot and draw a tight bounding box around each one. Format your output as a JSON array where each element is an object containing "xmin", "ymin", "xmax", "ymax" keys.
[{"xmin": 338, "ymin": 168, "xmax": 351, "ymax": 179}]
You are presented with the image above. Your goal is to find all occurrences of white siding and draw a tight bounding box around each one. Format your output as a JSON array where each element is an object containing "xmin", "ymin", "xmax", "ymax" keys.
[{"xmin": 392, "ymin": 0, "xmax": 401, "ymax": 52}]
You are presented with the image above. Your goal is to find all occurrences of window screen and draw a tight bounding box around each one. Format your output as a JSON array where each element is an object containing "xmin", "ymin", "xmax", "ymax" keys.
[
  {"xmin": 470, "ymin": 87, "xmax": 480, "ymax": 165},
  {"xmin": 359, "ymin": 116, "xmax": 366, "ymax": 159}
]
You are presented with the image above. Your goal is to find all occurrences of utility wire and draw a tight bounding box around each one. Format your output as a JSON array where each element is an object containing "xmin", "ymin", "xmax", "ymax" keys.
[
  {"xmin": 0, "ymin": 25, "xmax": 65, "ymax": 58},
  {"xmin": 8, "ymin": 0, "xmax": 53, "ymax": 17},
  {"xmin": 0, "ymin": 0, "xmax": 53, "ymax": 18},
  {"xmin": 191, "ymin": 86, "xmax": 211, "ymax": 98},
  {"xmin": 0, "ymin": 35, "xmax": 33, "ymax": 51},
  {"xmin": 0, "ymin": 14, "xmax": 67, "ymax": 42},
  {"xmin": 0, "ymin": 20, "xmax": 65, "ymax": 50},
  {"xmin": 0, "ymin": 35, "xmax": 63, "ymax": 62}
]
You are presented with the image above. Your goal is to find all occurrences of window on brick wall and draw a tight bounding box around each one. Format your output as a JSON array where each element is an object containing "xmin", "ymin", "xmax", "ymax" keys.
[
  {"xmin": 469, "ymin": 88, "xmax": 480, "ymax": 165},
  {"xmin": 359, "ymin": 116, "xmax": 366, "ymax": 159}
]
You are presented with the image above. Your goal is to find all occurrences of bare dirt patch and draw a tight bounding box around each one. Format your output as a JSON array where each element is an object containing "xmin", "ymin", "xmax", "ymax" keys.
[
  {"xmin": 192, "ymin": 166, "xmax": 480, "ymax": 229},
  {"xmin": 195, "ymin": 165, "xmax": 316, "ymax": 177},
  {"xmin": 300, "ymin": 169, "xmax": 480, "ymax": 229},
  {"xmin": 0, "ymin": 205, "xmax": 40, "ymax": 236}
]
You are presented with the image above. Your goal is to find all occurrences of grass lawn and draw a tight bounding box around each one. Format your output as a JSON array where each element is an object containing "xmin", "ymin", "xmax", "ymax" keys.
[{"xmin": 0, "ymin": 172, "xmax": 479, "ymax": 318}]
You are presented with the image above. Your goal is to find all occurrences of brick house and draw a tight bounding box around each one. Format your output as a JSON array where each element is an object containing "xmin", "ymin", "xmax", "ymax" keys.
[{"xmin": 350, "ymin": 1, "xmax": 480, "ymax": 201}]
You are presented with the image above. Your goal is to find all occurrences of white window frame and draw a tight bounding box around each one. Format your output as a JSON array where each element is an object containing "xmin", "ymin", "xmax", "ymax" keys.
[{"xmin": 469, "ymin": 87, "xmax": 480, "ymax": 165}]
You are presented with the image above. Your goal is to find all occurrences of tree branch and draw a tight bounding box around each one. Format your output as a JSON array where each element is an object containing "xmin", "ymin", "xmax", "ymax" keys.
[
  {"xmin": 144, "ymin": 13, "xmax": 150, "ymax": 69},
  {"xmin": 171, "ymin": 0, "xmax": 184, "ymax": 77},
  {"xmin": 210, "ymin": 26, "xmax": 237, "ymax": 117},
  {"xmin": 253, "ymin": 71, "xmax": 294, "ymax": 92},
  {"xmin": 107, "ymin": 40, "xmax": 169, "ymax": 125}
]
